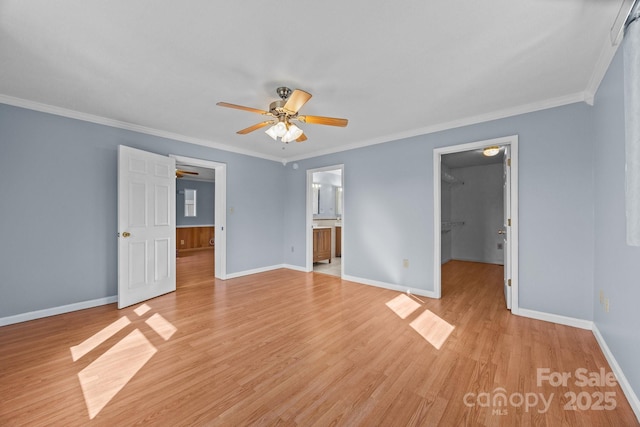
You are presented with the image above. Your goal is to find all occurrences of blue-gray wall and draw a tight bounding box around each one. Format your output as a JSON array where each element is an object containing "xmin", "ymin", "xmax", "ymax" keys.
[
  {"xmin": 450, "ymin": 164, "xmax": 504, "ymax": 265},
  {"xmin": 176, "ymin": 179, "xmax": 215, "ymax": 226},
  {"xmin": 0, "ymin": 105, "xmax": 285, "ymax": 317},
  {"xmin": 592, "ymin": 45, "xmax": 640, "ymax": 402},
  {"xmin": 1, "ymin": 45, "xmax": 638, "ymax": 405},
  {"xmin": 283, "ymin": 102, "xmax": 595, "ymax": 320}
]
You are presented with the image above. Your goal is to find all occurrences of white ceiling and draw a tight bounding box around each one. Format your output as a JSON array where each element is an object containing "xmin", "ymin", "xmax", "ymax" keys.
[{"xmin": 0, "ymin": 1, "xmax": 631, "ymax": 162}]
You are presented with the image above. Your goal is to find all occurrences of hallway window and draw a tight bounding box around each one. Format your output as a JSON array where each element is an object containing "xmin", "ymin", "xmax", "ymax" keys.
[{"xmin": 185, "ymin": 189, "xmax": 197, "ymax": 217}]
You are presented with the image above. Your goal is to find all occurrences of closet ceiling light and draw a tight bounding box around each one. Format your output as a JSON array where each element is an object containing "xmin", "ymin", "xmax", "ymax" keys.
[{"xmin": 483, "ymin": 146, "xmax": 500, "ymax": 157}]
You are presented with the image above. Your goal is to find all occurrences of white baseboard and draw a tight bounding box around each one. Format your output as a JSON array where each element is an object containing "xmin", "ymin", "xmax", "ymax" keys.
[
  {"xmin": 592, "ymin": 324, "xmax": 640, "ymax": 422},
  {"xmin": 451, "ymin": 257, "xmax": 503, "ymax": 265},
  {"xmin": 342, "ymin": 274, "xmax": 439, "ymax": 299},
  {"xmin": 282, "ymin": 264, "xmax": 309, "ymax": 273},
  {"xmin": 0, "ymin": 296, "xmax": 117, "ymax": 327},
  {"xmin": 225, "ymin": 264, "xmax": 288, "ymax": 279},
  {"xmin": 517, "ymin": 307, "xmax": 593, "ymax": 330}
]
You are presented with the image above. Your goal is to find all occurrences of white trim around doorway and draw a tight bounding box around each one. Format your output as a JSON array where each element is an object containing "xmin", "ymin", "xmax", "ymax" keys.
[
  {"xmin": 306, "ymin": 164, "xmax": 345, "ymax": 275},
  {"xmin": 432, "ymin": 135, "xmax": 519, "ymax": 314},
  {"xmin": 170, "ymin": 155, "xmax": 227, "ymax": 280}
]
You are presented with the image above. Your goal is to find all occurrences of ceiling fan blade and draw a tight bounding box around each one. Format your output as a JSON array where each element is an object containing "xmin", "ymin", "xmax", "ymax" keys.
[
  {"xmin": 176, "ymin": 169, "xmax": 199, "ymax": 178},
  {"xmin": 237, "ymin": 121, "xmax": 273, "ymax": 134},
  {"xmin": 216, "ymin": 102, "xmax": 269, "ymax": 115},
  {"xmin": 298, "ymin": 115, "xmax": 348, "ymax": 127},
  {"xmin": 295, "ymin": 133, "xmax": 308, "ymax": 143},
  {"xmin": 283, "ymin": 89, "xmax": 312, "ymax": 113}
]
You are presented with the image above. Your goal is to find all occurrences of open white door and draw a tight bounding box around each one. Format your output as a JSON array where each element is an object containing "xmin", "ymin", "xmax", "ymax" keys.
[
  {"xmin": 502, "ymin": 146, "xmax": 512, "ymax": 310},
  {"xmin": 118, "ymin": 145, "xmax": 176, "ymax": 309}
]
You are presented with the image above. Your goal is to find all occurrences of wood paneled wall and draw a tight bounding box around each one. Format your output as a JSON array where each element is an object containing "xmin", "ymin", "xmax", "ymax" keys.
[{"xmin": 177, "ymin": 226, "xmax": 214, "ymax": 252}]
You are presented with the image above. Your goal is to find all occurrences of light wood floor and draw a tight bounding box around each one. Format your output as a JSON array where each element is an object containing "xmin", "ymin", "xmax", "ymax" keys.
[{"xmin": 1, "ymin": 252, "xmax": 637, "ymax": 426}]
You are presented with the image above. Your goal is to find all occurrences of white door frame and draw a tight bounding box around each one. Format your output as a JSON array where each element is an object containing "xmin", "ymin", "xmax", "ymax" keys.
[
  {"xmin": 432, "ymin": 135, "xmax": 519, "ymax": 314},
  {"xmin": 170, "ymin": 155, "xmax": 227, "ymax": 280},
  {"xmin": 306, "ymin": 164, "xmax": 345, "ymax": 274}
]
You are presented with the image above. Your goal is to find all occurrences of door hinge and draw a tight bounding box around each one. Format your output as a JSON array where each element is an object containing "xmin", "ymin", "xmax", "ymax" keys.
[
  {"xmin": 507, "ymin": 158, "xmax": 511, "ymax": 167},
  {"xmin": 508, "ymin": 279, "xmax": 512, "ymax": 287},
  {"xmin": 508, "ymin": 218, "xmax": 511, "ymax": 226}
]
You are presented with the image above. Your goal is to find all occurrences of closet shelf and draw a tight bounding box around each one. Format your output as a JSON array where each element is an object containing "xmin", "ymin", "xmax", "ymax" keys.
[
  {"xmin": 441, "ymin": 221, "xmax": 465, "ymax": 233},
  {"xmin": 441, "ymin": 171, "xmax": 464, "ymax": 185}
]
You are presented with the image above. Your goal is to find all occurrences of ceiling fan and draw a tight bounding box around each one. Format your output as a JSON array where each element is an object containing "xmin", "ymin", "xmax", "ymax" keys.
[
  {"xmin": 216, "ymin": 87, "xmax": 348, "ymax": 143},
  {"xmin": 176, "ymin": 169, "xmax": 199, "ymax": 178}
]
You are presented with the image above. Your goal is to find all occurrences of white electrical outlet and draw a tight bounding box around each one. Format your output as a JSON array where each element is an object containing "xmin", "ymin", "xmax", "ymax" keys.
[
  {"xmin": 599, "ymin": 290, "xmax": 604, "ymax": 304},
  {"xmin": 403, "ymin": 259, "xmax": 409, "ymax": 268}
]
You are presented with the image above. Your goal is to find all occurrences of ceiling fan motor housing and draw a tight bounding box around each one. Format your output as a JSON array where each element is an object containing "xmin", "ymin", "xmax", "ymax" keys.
[
  {"xmin": 270, "ymin": 100, "xmax": 297, "ymax": 118},
  {"xmin": 276, "ymin": 86, "xmax": 292, "ymax": 100}
]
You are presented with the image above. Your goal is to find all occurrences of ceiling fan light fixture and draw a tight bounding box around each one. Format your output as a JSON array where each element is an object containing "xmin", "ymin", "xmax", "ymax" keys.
[
  {"xmin": 265, "ymin": 125, "xmax": 279, "ymax": 140},
  {"xmin": 483, "ymin": 146, "xmax": 500, "ymax": 157},
  {"xmin": 282, "ymin": 123, "xmax": 303, "ymax": 143},
  {"xmin": 274, "ymin": 121, "xmax": 287, "ymax": 138}
]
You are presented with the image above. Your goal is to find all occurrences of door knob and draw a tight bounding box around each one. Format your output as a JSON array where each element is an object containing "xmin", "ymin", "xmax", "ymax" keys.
[{"xmin": 122, "ymin": 232, "xmax": 131, "ymax": 238}]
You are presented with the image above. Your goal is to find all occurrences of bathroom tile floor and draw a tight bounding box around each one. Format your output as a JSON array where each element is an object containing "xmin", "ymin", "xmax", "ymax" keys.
[{"xmin": 313, "ymin": 257, "xmax": 341, "ymax": 277}]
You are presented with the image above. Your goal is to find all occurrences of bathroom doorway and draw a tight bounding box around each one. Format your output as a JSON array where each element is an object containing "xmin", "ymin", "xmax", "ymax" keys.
[{"xmin": 306, "ymin": 165, "xmax": 344, "ymax": 277}]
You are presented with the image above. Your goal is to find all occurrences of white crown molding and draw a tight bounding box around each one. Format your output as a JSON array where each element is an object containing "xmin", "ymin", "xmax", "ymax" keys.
[
  {"xmin": 0, "ymin": 94, "xmax": 282, "ymax": 163},
  {"xmin": 284, "ymin": 91, "xmax": 587, "ymax": 162},
  {"xmin": 584, "ymin": 0, "xmax": 637, "ymax": 106},
  {"xmin": 584, "ymin": 35, "xmax": 623, "ymax": 106},
  {"xmin": 2, "ymin": 89, "xmax": 587, "ymax": 165}
]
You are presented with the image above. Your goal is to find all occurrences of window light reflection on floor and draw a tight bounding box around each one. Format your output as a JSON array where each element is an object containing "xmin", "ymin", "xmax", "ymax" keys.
[
  {"xmin": 386, "ymin": 294, "xmax": 455, "ymax": 350},
  {"xmin": 70, "ymin": 316, "xmax": 131, "ymax": 362},
  {"xmin": 409, "ymin": 309, "xmax": 455, "ymax": 350},
  {"xmin": 145, "ymin": 313, "xmax": 177, "ymax": 340},
  {"xmin": 134, "ymin": 303, "xmax": 151, "ymax": 316},
  {"xmin": 385, "ymin": 294, "xmax": 421, "ymax": 319},
  {"xmin": 70, "ymin": 303, "xmax": 177, "ymax": 419},
  {"xmin": 78, "ymin": 329, "xmax": 157, "ymax": 419}
]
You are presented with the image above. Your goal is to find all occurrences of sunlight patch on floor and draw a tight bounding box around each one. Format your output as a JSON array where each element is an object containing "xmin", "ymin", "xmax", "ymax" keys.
[
  {"xmin": 134, "ymin": 303, "xmax": 151, "ymax": 316},
  {"xmin": 70, "ymin": 316, "xmax": 131, "ymax": 362},
  {"xmin": 409, "ymin": 309, "xmax": 455, "ymax": 350},
  {"xmin": 385, "ymin": 294, "xmax": 421, "ymax": 319},
  {"xmin": 145, "ymin": 313, "xmax": 177, "ymax": 340},
  {"xmin": 78, "ymin": 329, "xmax": 157, "ymax": 419},
  {"xmin": 71, "ymin": 303, "xmax": 177, "ymax": 419}
]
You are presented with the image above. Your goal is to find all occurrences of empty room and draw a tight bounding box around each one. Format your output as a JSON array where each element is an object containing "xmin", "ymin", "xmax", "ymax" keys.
[{"xmin": 1, "ymin": 1, "xmax": 640, "ymax": 425}]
